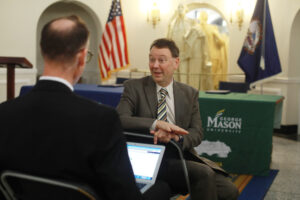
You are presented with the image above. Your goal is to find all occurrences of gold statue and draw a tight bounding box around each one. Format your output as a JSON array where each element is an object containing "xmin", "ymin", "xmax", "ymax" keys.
[
  {"xmin": 167, "ymin": 4, "xmax": 192, "ymax": 84},
  {"xmin": 198, "ymin": 11, "xmax": 228, "ymax": 89}
]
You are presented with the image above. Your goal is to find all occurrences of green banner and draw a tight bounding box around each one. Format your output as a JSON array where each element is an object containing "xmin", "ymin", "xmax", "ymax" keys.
[{"xmin": 196, "ymin": 92, "xmax": 283, "ymax": 176}]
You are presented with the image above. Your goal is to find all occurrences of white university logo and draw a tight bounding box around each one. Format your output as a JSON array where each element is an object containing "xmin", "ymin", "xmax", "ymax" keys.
[{"xmin": 206, "ymin": 109, "xmax": 242, "ymax": 134}]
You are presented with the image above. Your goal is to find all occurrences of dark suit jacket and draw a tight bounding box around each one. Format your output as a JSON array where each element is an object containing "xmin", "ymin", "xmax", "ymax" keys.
[
  {"xmin": 0, "ymin": 80, "xmax": 143, "ymax": 200},
  {"xmin": 117, "ymin": 76, "xmax": 225, "ymax": 173}
]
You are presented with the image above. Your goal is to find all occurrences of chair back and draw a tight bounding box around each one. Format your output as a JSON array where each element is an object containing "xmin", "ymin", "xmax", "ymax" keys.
[
  {"xmin": 116, "ymin": 77, "xmax": 129, "ymax": 84},
  {"xmin": 219, "ymin": 81, "xmax": 249, "ymax": 93},
  {"xmin": 0, "ymin": 183, "xmax": 11, "ymax": 200},
  {"xmin": 1, "ymin": 170, "xmax": 100, "ymax": 200}
]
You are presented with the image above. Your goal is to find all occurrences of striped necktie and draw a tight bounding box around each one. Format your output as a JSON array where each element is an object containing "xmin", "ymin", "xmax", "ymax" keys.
[{"xmin": 157, "ymin": 88, "xmax": 168, "ymax": 121}]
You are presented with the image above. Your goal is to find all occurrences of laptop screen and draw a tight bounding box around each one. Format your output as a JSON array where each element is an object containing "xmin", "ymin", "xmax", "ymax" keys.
[{"xmin": 127, "ymin": 142, "xmax": 165, "ymax": 183}]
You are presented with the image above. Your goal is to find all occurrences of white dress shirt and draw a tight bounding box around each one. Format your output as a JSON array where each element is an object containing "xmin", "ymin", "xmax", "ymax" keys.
[
  {"xmin": 151, "ymin": 80, "xmax": 176, "ymax": 130},
  {"xmin": 156, "ymin": 81, "xmax": 175, "ymax": 124}
]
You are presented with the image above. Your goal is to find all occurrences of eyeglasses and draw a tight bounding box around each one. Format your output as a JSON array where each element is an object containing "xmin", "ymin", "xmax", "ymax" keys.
[
  {"xmin": 149, "ymin": 57, "xmax": 169, "ymax": 65},
  {"xmin": 86, "ymin": 51, "xmax": 93, "ymax": 63}
]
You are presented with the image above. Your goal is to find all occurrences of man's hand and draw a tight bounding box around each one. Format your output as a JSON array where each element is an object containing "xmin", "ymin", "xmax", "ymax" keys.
[
  {"xmin": 150, "ymin": 129, "xmax": 172, "ymax": 144},
  {"xmin": 150, "ymin": 120, "xmax": 188, "ymax": 144},
  {"xmin": 155, "ymin": 120, "xmax": 188, "ymax": 135}
]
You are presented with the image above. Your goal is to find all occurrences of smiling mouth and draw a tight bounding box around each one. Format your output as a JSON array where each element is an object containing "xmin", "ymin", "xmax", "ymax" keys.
[
  {"xmin": 153, "ymin": 71, "xmax": 162, "ymax": 75},
  {"xmin": 153, "ymin": 73, "xmax": 162, "ymax": 78}
]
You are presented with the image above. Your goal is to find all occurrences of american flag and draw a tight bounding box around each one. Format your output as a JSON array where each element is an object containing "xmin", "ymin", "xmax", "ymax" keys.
[{"xmin": 98, "ymin": 0, "xmax": 129, "ymax": 80}]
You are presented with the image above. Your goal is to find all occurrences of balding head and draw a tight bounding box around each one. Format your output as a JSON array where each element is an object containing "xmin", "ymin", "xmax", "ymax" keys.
[{"xmin": 40, "ymin": 15, "xmax": 89, "ymax": 63}]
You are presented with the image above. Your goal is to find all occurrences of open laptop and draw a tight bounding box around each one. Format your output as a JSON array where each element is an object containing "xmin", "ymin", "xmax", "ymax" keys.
[{"xmin": 127, "ymin": 142, "xmax": 165, "ymax": 193}]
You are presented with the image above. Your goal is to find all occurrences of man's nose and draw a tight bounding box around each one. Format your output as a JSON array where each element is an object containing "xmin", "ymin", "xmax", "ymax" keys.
[{"xmin": 152, "ymin": 60, "xmax": 160, "ymax": 68}]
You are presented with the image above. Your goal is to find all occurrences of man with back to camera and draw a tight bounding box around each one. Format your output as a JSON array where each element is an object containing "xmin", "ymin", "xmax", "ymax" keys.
[
  {"xmin": 0, "ymin": 16, "xmax": 171, "ymax": 200},
  {"xmin": 117, "ymin": 38, "xmax": 239, "ymax": 200}
]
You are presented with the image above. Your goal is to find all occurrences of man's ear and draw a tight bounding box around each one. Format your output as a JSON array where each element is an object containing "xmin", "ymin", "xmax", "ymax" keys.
[
  {"xmin": 78, "ymin": 48, "xmax": 88, "ymax": 67},
  {"xmin": 73, "ymin": 48, "xmax": 87, "ymax": 84},
  {"xmin": 174, "ymin": 57, "xmax": 180, "ymax": 70}
]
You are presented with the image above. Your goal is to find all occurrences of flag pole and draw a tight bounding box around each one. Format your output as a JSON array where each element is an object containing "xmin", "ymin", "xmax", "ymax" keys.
[
  {"xmin": 260, "ymin": 0, "xmax": 267, "ymax": 95},
  {"xmin": 261, "ymin": 0, "xmax": 266, "ymax": 60}
]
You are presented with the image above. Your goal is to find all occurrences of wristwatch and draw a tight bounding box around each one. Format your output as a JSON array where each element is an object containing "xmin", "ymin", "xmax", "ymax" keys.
[{"xmin": 178, "ymin": 135, "xmax": 184, "ymax": 145}]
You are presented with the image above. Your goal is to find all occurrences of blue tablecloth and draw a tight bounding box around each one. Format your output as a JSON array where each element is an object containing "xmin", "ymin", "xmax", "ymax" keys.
[
  {"xmin": 20, "ymin": 84, "xmax": 284, "ymax": 175},
  {"xmin": 19, "ymin": 84, "xmax": 124, "ymax": 108}
]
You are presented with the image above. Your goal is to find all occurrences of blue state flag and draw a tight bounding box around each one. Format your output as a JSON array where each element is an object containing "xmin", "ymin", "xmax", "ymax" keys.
[{"xmin": 237, "ymin": 0, "xmax": 281, "ymax": 87}]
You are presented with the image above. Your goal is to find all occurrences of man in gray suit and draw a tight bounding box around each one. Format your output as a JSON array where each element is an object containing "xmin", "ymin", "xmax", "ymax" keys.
[{"xmin": 117, "ymin": 38, "xmax": 238, "ymax": 200}]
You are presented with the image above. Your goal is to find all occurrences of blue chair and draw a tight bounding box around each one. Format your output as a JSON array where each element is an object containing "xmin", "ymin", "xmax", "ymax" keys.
[
  {"xmin": 116, "ymin": 77, "xmax": 129, "ymax": 84},
  {"xmin": 219, "ymin": 81, "xmax": 249, "ymax": 93}
]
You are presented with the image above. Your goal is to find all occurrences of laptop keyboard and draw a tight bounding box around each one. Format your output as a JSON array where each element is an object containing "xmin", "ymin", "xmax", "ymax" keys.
[{"xmin": 136, "ymin": 182, "xmax": 146, "ymax": 189}]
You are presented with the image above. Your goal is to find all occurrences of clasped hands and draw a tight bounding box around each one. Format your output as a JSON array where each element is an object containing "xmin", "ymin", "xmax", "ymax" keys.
[{"xmin": 150, "ymin": 120, "xmax": 188, "ymax": 144}]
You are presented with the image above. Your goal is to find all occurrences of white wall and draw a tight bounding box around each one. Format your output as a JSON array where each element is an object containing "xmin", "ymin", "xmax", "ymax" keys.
[
  {"xmin": 36, "ymin": 1, "xmax": 103, "ymax": 84},
  {"xmin": 0, "ymin": 0, "xmax": 300, "ymax": 127}
]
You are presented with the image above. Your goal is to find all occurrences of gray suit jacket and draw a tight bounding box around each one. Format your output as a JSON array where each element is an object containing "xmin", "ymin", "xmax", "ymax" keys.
[{"xmin": 117, "ymin": 76, "xmax": 226, "ymax": 174}]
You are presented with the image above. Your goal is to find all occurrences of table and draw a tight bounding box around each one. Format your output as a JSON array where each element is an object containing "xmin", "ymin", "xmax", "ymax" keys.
[
  {"xmin": 20, "ymin": 84, "xmax": 124, "ymax": 108},
  {"xmin": 195, "ymin": 91, "xmax": 284, "ymax": 176},
  {"xmin": 20, "ymin": 84, "xmax": 283, "ymax": 175}
]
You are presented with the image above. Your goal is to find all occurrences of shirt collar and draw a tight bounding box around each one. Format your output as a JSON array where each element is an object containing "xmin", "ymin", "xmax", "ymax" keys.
[
  {"xmin": 156, "ymin": 80, "xmax": 173, "ymax": 96},
  {"xmin": 39, "ymin": 76, "xmax": 74, "ymax": 91}
]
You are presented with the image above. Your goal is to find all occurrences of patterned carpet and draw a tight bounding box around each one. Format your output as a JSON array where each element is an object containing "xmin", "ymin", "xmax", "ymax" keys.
[
  {"xmin": 175, "ymin": 170, "xmax": 278, "ymax": 200},
  {"xmin": 231, "ymin": 173, "xmax": 254, "ymax": 194}
]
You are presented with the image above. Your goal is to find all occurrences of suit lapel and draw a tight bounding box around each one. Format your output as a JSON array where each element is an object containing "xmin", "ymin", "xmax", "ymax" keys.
[
  {"xmin": 174, "ymin": 81, "xmax": 185, "ymax": 127},
  {"xmin": 144, "ymin": 76, "xmax": 158, "ymax": 118}
]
